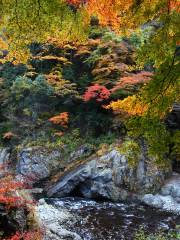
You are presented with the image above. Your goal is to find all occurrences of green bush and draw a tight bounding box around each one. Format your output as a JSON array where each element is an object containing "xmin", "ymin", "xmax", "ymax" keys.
[
  {"xmin": 135, "ymin": 227, "xmax": 180, "ymax": 240},
  {"xmin": 10, "ymin": 75, "xmax": 53, "ymax": 102}
]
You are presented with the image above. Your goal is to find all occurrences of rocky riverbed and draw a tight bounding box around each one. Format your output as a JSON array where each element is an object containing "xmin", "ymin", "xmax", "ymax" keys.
[{"xmin": 35, "ymin": 197, "xmax": 180, "ymax": 240}]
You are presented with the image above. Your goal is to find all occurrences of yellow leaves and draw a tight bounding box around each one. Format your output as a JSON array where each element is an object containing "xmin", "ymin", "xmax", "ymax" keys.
[
  {"xmin": 106, "ymin": 95, "xmax": 148, "ymax": 116},
  {"xmin": 0, "ymin": 38, "xmax": 8, "ymax": 50},
  {"xmin": 32, "ymin": 55, "xmax": 71, "ymax": 64}
]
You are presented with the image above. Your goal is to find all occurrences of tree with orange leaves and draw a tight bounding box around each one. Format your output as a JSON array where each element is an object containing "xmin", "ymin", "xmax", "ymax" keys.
[{"xmin": 49, "ymin": 112, "xmax": 69, "ymax": 128}]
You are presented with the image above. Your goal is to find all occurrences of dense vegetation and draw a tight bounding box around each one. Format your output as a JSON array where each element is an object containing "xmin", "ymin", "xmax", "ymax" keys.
[{"xmin": 0, "ymin": 0, "xmax": 179, "ymax": 239}]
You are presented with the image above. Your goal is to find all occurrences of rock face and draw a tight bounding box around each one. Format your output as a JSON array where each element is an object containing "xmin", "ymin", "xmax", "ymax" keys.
[
  {"xmin": 0, "ymin": 148, "xmax": 10, "ymax": 177},
  {"xmin": 142, "ymin": 173, "xmax": 180, "ymax": 214},
  {"xmin": 35, "ymin": 199, "xmax": 82, "ymax": 240},
  {"xmin": 17, "ymin": 147, "xmax": 61, "ymax": 183},
  {"xmin": 47, "ymin": 149, "xmax": 171, "ymax": 201},
  {"xmin": 17, "ymin": 145, "xmax": 94, "ymax": 184},
  {"xmin": 166, "ymin": 103, "xmax": 180, "ymax": 130}
]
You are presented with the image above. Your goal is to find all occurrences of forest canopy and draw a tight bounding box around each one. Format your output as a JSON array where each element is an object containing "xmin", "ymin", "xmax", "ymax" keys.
[{"xmin": 0, "ymin": 0, "xmax": 180, "ymax": 164}]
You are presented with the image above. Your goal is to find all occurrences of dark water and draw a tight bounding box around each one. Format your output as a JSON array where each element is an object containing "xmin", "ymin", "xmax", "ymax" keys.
[{"xmin": 49, "ymin": 198, "xmax": 180, "ymax": 240}]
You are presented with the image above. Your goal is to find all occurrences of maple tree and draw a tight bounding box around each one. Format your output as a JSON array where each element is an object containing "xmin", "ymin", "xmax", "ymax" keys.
[
  {"xmin": 0, "ymin": 174, "xmax": 30, "ymax": 208},
  {"xmin": 49, "ymin": 112, "xmax": 69, "ymax": 128},
  {"xmin": 0, "ymin": 171, "xmax": 42, "ymax": 240},
  {"xmin": 83, "ymin": 84, "xmax": 111, "ymax": 102}
]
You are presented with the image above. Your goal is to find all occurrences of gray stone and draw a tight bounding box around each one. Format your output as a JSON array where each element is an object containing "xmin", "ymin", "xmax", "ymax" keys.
[
  {"xmin": 69, "ymin": 144, "xmax": 95, "ymax": 162},
  {"xmin": 142, "ymin": 173, "xmax": 180, "ymax": 214},
  {"xmin": 35, "ymin": 199, "xmax": 82, "ymax": 240},
  {"xmin": 47, "ymin": 148, "xmax": 171, "ymax": 202},
  {"xmin": 142, "ymin": 194, "xmax": 164, "ymax": 208},
  {"xmin": 161, "ymin": 185, "xmax": 172, "ymax": 196},
  {"xmin": 172, "ymin": 187, "xmax": 180, "ymax": 198},
  {"xmin": 0, "ymin": 148, "xmax": 10, "ymax": 177},
  {"xmin": 17, "ymin": 147, "xmax": 61, "ymax": 182}
]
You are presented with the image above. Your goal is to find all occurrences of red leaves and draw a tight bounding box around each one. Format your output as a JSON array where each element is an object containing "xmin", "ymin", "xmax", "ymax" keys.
[
  {"xmin": 7, "ymin": 230, "xmax": 42, "ymax": 240},
  {"xmin": 83, "ymin": 84, "xmax": 110, "ymax": 102},
  {"xmin": 49, "ymin": 112, "xmax": 69, "ymax": 128},
  {"xmin": 0, "ymin": 176, "xmax": 27, "ymax": 208}
]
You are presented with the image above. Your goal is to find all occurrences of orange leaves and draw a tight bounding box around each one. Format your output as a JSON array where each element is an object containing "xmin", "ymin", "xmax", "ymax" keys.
[
  {"xmin": 86, "ymin": 0, "xmax": 133, "ymax": 30},
  {"xmin": 170, "ymin": 0, "xmax": 180, "ymax": 12},
  {"xmin": 107, "ymin": 95, "xmax": 148, "ymax": 116},
  {"xmin": 66, "ymin": 0, "xmax": 133, "ymax": 30},
  {"xmin": 49, "ymin": 112, "xmax": 69, "ymax": 128},
  {"xmin": 3, "ymin": 132, "xmax": 15, "ymax": 140}
]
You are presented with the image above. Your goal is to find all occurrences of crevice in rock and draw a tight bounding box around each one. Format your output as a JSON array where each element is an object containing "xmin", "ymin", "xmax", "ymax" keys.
[
  {"xmin": 172, "ymin": 159, "xmax": 180, "ymax": 173},
  {"xmin": 68, "ymin": 184, "xmax": 85, "ymax": 198}
]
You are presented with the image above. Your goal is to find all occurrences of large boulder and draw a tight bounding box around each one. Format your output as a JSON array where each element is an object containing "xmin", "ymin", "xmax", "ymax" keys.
[
  {"xmin": 35, "ymin": 199, "xmax": 82, "ymax": 240},
  {"xmin": 17, "ymin": 144, "xmax": 94, "ymax": 184},
  {"xmin": 17, "ymin": 147, "xmax": 61, "ymax": 183},
  {"xmin": 47, "ymin": 148, "xmax": 171, "ymax": 201},
  {"xmin": 142, "ymin": 173, "xmax": 180, "ymax": 214}
]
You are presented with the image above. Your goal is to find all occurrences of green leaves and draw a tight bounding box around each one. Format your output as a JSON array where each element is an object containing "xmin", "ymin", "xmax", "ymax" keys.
[{"xmin": 0, "ymin": 0, "xmax": 89, "ymax": 62}]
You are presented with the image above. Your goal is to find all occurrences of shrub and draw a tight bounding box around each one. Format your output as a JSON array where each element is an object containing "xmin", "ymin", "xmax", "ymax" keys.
[
  {"xmin": 83, "ymin": 84, "xmax": 110, "ymax": 102},
  {"xmin": 10, "ymin": 75, "xmax": 53, "ymax": 102},
  {"xmin": 49, "ymin": 112, "xmax": 69, "ymax": 128}
]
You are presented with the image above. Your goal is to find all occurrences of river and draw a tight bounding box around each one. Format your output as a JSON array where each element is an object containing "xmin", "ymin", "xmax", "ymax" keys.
[{"xmin": 48, "ymin": 197, "xmax": 180, "ymax": 240}]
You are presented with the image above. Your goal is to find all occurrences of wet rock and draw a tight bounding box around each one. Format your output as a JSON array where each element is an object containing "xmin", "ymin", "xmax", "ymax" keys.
[
  {"xmin": 142, "ymin": 173, "xmax": 180, "ymax": 214},
  {"xmin": 142, "ymin": 194, "xmax": 164, "ymax": 209},
  {"xmin": 161, "ymin": 185, "xmax": 172, "ymax": 196},
  {"xmin": 35, "ymin": 199, "xmax": 82, "ymax": 240}
]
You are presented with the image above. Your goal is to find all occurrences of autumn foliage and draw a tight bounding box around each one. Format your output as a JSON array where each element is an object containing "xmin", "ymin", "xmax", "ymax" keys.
[
  {"xmin": 107, "ymin": 95, "xmax": 148, "ymax": 116},
  {"xmin": 7, "ymin": 231, "xmax": 42, "ymax": 240},
  {"xmin": 3, "ymin": 132, "xmax": 15, "ymax": 140},
  {"xmin": 0, "ymin": 172, "xmax": 42, "ymax": 240},
  {"xmin": 49, "ymin": 112, "xmax": 69, "ymax": 128},
  {"xmin": 0, "ymin": 175, "xmax": 28, "ymax": 208},
  {"xmin": 83, "ymin": 84, "xmax": 110, "ymax": 102},
  {"xmin": 170, "ymin": 0, "xmax": 180, "ymax": 11},
  {"xmin": 111, "ymin": 71, "xmax": 154, "ymax": 92},
  {"xmin": 66, "ymin": 0, "xmax": 133, "ymax": 30}
]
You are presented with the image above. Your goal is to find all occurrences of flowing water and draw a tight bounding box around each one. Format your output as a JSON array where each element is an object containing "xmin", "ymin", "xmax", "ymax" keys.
[{"xmin": 49, "ymin": 197, "xmax": 180, "ymax": 240}]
